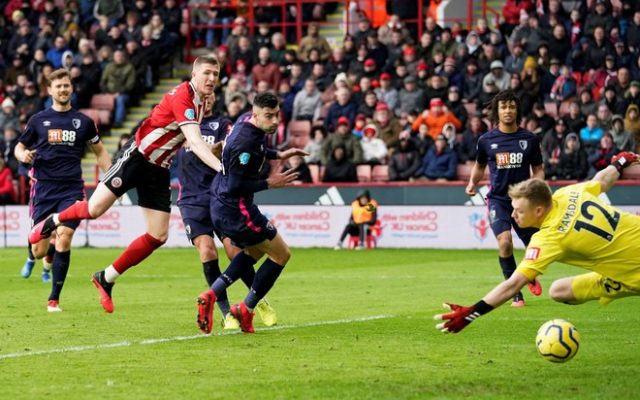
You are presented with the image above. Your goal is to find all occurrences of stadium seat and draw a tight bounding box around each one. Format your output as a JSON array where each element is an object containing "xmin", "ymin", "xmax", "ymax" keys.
[
  {"xmin": 90, "ymin": 94, "xmax": 116, "ymax": 111},
  {"xmin": 97, "ymin": 110, "xmax": 112, "ymax": 126},
  {"xmin": 348, "ymin": 220, "xmax": 381, "ymax": 249},
  {"xmin": 456, "ymin": 163, "xmax": 472, "ymax": 182},
  {"xmin": 357, "ymin": 164, "xmax": 372, "ymax": 182},
  {"xmin": 287, "ymin": 120, "xmax": 312, "ymax": 149},
  {"xmin": 371, "ymin": 165, "xmax": 389, "ymax": 182},
  {"xmin": 79, "ymin": 108, "xmax": 101, "ymax": 126},
  {"xmin": 544, "ymin": 102, "xmax": 558, "ymax": 119}
]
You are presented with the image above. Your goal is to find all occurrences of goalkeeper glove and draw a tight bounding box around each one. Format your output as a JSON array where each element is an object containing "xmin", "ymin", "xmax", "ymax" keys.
[
  {"xmin": 434, "ymin": 300, "xmax": 494, "ymax": 333},
  {"xmin": 610, "ymin": 152, "xmax": 639, "ymax": 173}
]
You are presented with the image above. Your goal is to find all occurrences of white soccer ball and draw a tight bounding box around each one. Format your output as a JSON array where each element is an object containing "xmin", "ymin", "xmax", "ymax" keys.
[{"xmin": 535, "ymin": 319, "xmax": 581, "ymax": 363}]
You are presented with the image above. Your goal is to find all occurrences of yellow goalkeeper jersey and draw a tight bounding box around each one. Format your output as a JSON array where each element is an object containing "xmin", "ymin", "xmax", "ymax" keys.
[{"xmin": 517, "ymin": 180, "xmax": 640, "ymax": 288}]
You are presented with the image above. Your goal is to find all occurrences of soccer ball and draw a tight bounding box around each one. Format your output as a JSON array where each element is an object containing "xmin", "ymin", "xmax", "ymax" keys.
[{"xmin": 535, "ymin": 319, "xmax": 581, "ymax": 363}]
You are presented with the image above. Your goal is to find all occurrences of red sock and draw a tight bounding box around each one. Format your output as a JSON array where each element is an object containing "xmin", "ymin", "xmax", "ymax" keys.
[
  {"xmin": 112, "ymin": 233, "xmax": 164, "ymax": 274},
  {"xmin": 58, "ymin": 201, "xmax": 93, "ymax": 222}
]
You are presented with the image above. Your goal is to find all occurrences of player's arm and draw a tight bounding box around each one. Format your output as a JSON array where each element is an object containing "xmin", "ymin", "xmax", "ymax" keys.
[
  {"xmin": 531, "ymin": 163, "xmax": 544, "ymax": 179},
  {"xmin": 14, "ymin": 142, "xmax": 36, "ymax": 164},
  {"xmin": 465, "ymin": 162, "xmax": 486, "ymax": 196},
  {"xmin": 181, "ymin": 123, "xmax": 222, "ymax": 172},
  {"xmin": 433, "ymin": 271, "xmax": 531, "ymax": 334},
  {"xmin": 275, "ymin": 148, "xmax": 309, "ymax": 160},
  {"xmin": 88, "ymin": 141, "xmax": 112, "ymax": 173},
  {"xmin": 594, "ymin": 152, "xmax": 639, "ymax": 193}
]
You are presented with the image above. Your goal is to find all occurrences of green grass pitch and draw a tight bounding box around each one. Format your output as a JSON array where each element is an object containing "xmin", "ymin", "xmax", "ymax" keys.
[{"xmin": 1, "ymin": 247, "xmax": 639, "ymax": 399}]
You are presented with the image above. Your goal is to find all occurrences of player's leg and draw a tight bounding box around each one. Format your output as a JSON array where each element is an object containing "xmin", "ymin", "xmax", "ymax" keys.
[
  {"xmin": 46, "ymin": 226, "xmax": 75, "ymax": 312},
  {"xmin": 41, "ymin": 238, "xmax": 55, "ymax": 283},
  {"xmin": 20, "ymin": 242, "xmax": 36, "ymax": 279},
  {"xmin": 489, "ymin": 199, "xmax": 524, "ymax": 306},
  {"xmin": 513, "ymin": 223, "xmax": 543, "ymax": 296},
  {"xmin": 550, "ymin": 272, "xmax": 640, "ymax": 305}
]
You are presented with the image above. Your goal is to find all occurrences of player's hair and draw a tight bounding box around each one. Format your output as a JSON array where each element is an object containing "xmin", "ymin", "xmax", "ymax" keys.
[
  {"xmin": 508, "ymin": 178, "xmax": 552, "ymax": 208},
  {"xmin": 253, "ymin": 91, "xmax": 279, "ymax": 109},
  {"xmin": 193, "ymin": 54, "xmax": 220, "ymax": 69},
  {"xmin": 46, "ymin": 69, "xmax": 71, "ymax": 86},
  {"xmin": 489, "ymin": 89, "xmax": 522, "ymax": 125}
]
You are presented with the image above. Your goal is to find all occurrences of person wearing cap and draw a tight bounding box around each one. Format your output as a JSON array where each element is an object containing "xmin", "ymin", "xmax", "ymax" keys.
[
  {"xmin": 388, "ymin": 129, "xmax": 421, "ymax": 181},
  {"xmin": 351, "ymin": 114, "xmax": 367, "ymax": 138},
  {"xmin": 362, "ymin": 58, "xmax": 378, "ymax": 77},
  {"xmin": 360, "ymin": 124, "xmax": 388, "ymax": 165},
  {"xmin": 321, "ymin": 115, "xmax": 363, "ymax": 165},
  {"xmin": 417, "ymin": 133, "xmax": 457, "ymax": 181},
  {"xmin": 0, "ymin": 97, "xmax": 20, "ymax": 132},
  {"xmin": 411, "ymin": 97, "xmax": 462, "ymax": 140},
  {"xmin": 482, "ymin": 60, "xmax": 510, "ymax": 102},
  {"xmin": 396, "ymin": 75, "xmax": 426, "ymax": 118},
  {"xmin": 373, "ymin": 102, "xmax": 402, "ymax": 150},
  {"xmin": 465, "ymin": 89, "xmax": 545, "ymax": 307},
  {"xmin": 324, "ymin": 87, "xmax": 357, "ymax": 133},
  {"xmin": 375, "ymin": 72, "xmax": 398, "ymax": 111},
  {"xmin": 298, "ymin": 22, "xmax": 332, "ymax": 62},
  {"xmin": 334, "ymin": 189, "xmax": 378, "ymax": 250}
]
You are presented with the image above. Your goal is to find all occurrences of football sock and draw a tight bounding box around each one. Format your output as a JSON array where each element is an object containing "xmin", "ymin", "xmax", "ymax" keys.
[
  {"xmin": 244, "ymin": 258, "xmax": 284, "ymax": 309},
  {"xmin": 104, "ymin": 265, "xmax": 120, "ymax": 283},
  {"xmin": 499, "ymin": 255, "xmax": 517, "ymax": 280},
  {"xmin": 27, "ymin": 242, "xmax": 34, "ymax": 261},
  {"xmin": 58, "ymin": 200, "xmax": 92, "ymax": 222},
  {"xmin": 240, "ymin": 264, "xmax": 257, "ymax": 289},
  {"xmin": 48, "ymin": 250, "xmax": 70, "ymax": 301},
  {"xmin": 218, "ymin": 300, "xmax": 231, "ymax": 316},
  {"xmin": 499, "ymin": 255, "xmax": 523, "ymax": 300},
  {"xmin": 112, "ymin": 233, "xmax": 164, "ymax": 275},
  {"xmin": 211, "ymin": 252, "xmax": 256, "ymax": 298},
  {"xmin": 202, "ymin": 259, "xmax": 221, "ymax": 287},
  {"xmin": 44, "ymin": 242, "xmax": 56, "ymax": 269}
]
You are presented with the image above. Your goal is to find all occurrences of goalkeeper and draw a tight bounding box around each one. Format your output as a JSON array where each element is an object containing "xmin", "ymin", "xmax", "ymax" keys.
[{"xmin": 435, "ymin": 152, "xmax": 640, "ymax": 333}]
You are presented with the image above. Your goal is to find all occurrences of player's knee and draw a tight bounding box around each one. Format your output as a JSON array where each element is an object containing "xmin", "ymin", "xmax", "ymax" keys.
[
  {"xmin": 273, "ymin": 247, "xmax": 291, "ymax": 266},
  {"xmin": 147, "ymin": 232, "xmax": 167, "ymax": 246},
  {"xmin": 549, "ymin": 279, "xmax": 572, "ymax": 302}
]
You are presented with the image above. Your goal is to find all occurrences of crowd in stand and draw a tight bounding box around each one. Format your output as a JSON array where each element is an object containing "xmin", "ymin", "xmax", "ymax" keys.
[{"xmin": 2, "ymin": 0, "xmax": 640, "ymax": 203}]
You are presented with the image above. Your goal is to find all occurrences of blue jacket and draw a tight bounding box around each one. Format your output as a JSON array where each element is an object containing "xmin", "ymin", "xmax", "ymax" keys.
[
  {"xmin": 324, "ymin": 101, "xmax": 357, "ymax": 132},
  {"xmin": 420, "ymin": 147, "xmax": 457, "ymax": 180}
]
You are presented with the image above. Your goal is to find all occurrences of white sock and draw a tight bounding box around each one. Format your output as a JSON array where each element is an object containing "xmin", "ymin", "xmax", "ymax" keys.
[
  {"xmin": 52, "ymin": 214, "xmax": 60, "ymax": 225},
  {"xmin": 104, "ymin": 265, "xmax": 120, "ymax": 283}
]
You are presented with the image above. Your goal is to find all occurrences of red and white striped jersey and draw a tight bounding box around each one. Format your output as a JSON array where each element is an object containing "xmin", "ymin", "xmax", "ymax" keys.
[{"xmin": 135, "ymin": 81, "xmax": 206, "ymax": 168}]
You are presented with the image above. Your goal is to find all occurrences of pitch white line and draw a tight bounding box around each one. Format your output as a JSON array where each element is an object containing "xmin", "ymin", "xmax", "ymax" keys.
[{"xmin": 0, "ymin": 315, "xmax": 392, "ymax": 360}]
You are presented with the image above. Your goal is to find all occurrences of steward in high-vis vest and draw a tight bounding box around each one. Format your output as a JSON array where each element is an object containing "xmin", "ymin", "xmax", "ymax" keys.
[{"xmin": 335, "ymin": 189, "xmax": 378, "ymax": 249}]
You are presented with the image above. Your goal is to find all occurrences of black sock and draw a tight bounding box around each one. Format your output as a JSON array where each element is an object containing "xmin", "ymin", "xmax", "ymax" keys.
[
  {"xmin": 46, "ymin": 242, "xmax": 56, "ymax": 259},
  {"xmin": 27, "ymin": 242, "xmax": 34, "ymax": 261},
  {"xmin": 244, "ymin": 259, "xmax": 284, "ymax": 309},
  {"xmin": 240, "ymin": 265, "xmax": 256, "ymax": 289},
  {"xmin": 211, "ymin": 252, "xmax": 256, "ymax": 298},
  {"xmin": 202, "ymin": 259, "xmax": 220, "ymax": 287},
  {"xmin": 49, "ymin": 250, "xmax": 70, "ymax": 301},
  {"xmin": 499, "ymin": 255, "xmax": 523, "ymax": 300}
]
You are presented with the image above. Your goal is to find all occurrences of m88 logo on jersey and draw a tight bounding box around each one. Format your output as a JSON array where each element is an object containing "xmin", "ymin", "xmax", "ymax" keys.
[
  {"xmin": 48, "ymin": 129, "xmax": 77, "ymax": 145},
  {"xmin": 496, "ymin": 152, "xmax": 523, "ymax": 168}
]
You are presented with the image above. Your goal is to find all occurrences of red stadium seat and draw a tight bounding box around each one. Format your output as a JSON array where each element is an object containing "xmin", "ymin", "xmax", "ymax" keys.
[
  {"xmin": 79, "ymin": 108, "xmax": 101, "ymax": 126},
  {"xmin": 456, "ymin": 163, "xmax": 472, "ymax": 182},
  {"xmin": 544, "ymin": 102, "xmax": 558, "ymax": 119},
  {"xmin": 90, "ymin": 94, "xmax": 115, "ymax": 111},
  {"xmin": 357, "ymin": 164, "xmax": 372, "ymax": 182},
  {"xmin": 371, "ymin": 165, "xmax": 389, "ymax": 182},
  {"xmin": 308, "ymin": 164, "xmax": 321, "ymax": 183}
]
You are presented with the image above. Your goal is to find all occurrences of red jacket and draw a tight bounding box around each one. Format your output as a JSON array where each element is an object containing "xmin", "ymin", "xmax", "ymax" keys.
[
  {"xmin": 502, "ymin": 0, "xmax": 533, "ymax": 25},
  {"xmin": 0, "ymin": 167, "xmax": 15, "ymax": 203}
]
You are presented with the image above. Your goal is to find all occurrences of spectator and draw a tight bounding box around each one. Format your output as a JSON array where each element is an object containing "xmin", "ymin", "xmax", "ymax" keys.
[
  {"xmin": 0, "ymin": 98, "xmax": 20, "ymax": 131},
  {"xmin": 158, "ymin": 0, "xmax": 182, "ymax": 36},
  {"xmin": 565, "ymin": 101, "xmax": 586, "ymax": 134},
  {"xmin": 352, "ymin": 114, "xmax": 367, "ymax": 139},
  {"xmin": 357, "ymin": 90, "xmax": 378, "ymax": 119},
  {"xmin": 587, "ymin": 132, "xmax": 618, "ymax": 178},
  {"xmin": 584, "ymin": 0, "xmax": 615, "ymax": 37},
  {"xmin": 122, "ymin": 11, "xmax": 143, "ymax": 43},
  {"xmin": 298, "ymin": 22, "xmax": 332, "ymax": 62},
  {"xmin": 323, "ymin": 145, "xmax": 357, "ymax": 183},
  {"xmin": 624, "ymin": 104, "xmax": 640, "ymax": 151},
  {"xmin": 580, "ymin": 113, "xmax": 605, "ymax": 151},
  {"xmin": 541, "ymin": 118, "xmax": 569, "ymax": 164},
  {"xmin": 503, "ymin": 41, "xmax": 526, "ymax": 75},
  {"xmin": 458, "ymin": 114, "xmax": 487, "ymax": 163},
  {"xmin": 373, "ymin": 102, "xmax": 402, "ymax": 150},
  {"xmin": 445, "ymin": 85, "xmax": 468, "ymax": 128},
  {"xmin": 252, "ymin": 47, "xmax": 282, "ymax": 91},
  {"xmin": 418, "ymin": 134, "xmax": 457, "ymax": 181},
  {"xmin": 291, "ymin": 78, "xmax": 321, "ymax": 122},
  {"xmin": 481, "ymin": 60, "xmax": 510, "ymax": 103},
  {"xmin": 549, "ymin": 65, "xmax": 577, "ymax": 102},
  {"xmin": 334, "ymin": 189, "xmax": 378, "ymax": 250},
  {"xmin": 578, "ymin": 88, "xmax": 598, "ymax": 117},
  {"xmin": 324, "ymin": 88, "xmax": 357, "ymax": 133},
  {"xmin": 100, "ymin": 49, "xmax": 136, "ymax": 127},
  {"xmin": 501, "ymin": 0, "xmax": 533, "ymax": 37},
  {"xmin": 303, "ymin": 125, "xmax": 326, "ymax": 164},
  {"xmin": 411, "ymin": 98, "xmax": 462, "ymax": 140},
  {"xmin": 547, "ymin": 24, "xmax": 571, "ymax": 63},
  {"xmin": 375, "ymin": 72, "xmax": 398, "ymax": 111},
  {"xmin": 610, "ymin": 114, "xmax": 635, "ymax": 152},
  {"xmin": 94, "ymin": 0, "xmax": 125, "ymax": 22},
  {"xmin": 0, "ymin": 157, "xmax": 16, "ymax": 204},
  {"xmin": 7, "ymin": 19, "xmax": 36, "ymax": 61},
  {"xmin": 545, "ymin": 132, "xmax": 588, "ymax": 181},
  {"xmin": 360, "ymin": 124, "xmax": 388, "ymax": 165},
  {"xmin": 462, "ymin": 59, "xmax": 482, "ymax": 105},
  {"xmin": 388, "ymin": 130, "xmax": 421, "ymax": 181},
  {"xmin": 280, "ymin": 155, "xmax": 312, "ymax": 184},
  {"xmin": 596, "ymin": 103, "xmax": 613, "ymax": 132},
  {"xmin": 2, "ymin": 126, "xmax": 20, "ymax": 176},
  {"xmin": 321, "ymin": 116, "xmax": 362, "ymax": 165},
  {"xmin": 16, "ymin": 81, "xmax": 41, "ymax": 123},
  {"xmin": 46, "ymin": 36, "xmax": 69, "ymax": 69},
  {"xmin": 395, "ymin": 75, "xmax": 425, "ymax": 117}
]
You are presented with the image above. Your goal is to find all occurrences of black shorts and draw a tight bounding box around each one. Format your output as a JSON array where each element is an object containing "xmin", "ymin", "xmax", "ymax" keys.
[
  {"xmin": 178, "ymin": 202, "xmax": 226, "ymax": 244},
  {"xmin": 102, "ymin": 143, "xmax": 171, "ymax": 212},
  {"xmin": 487, "ymin": 196, "xmax": 537, "ymax": 246}
]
